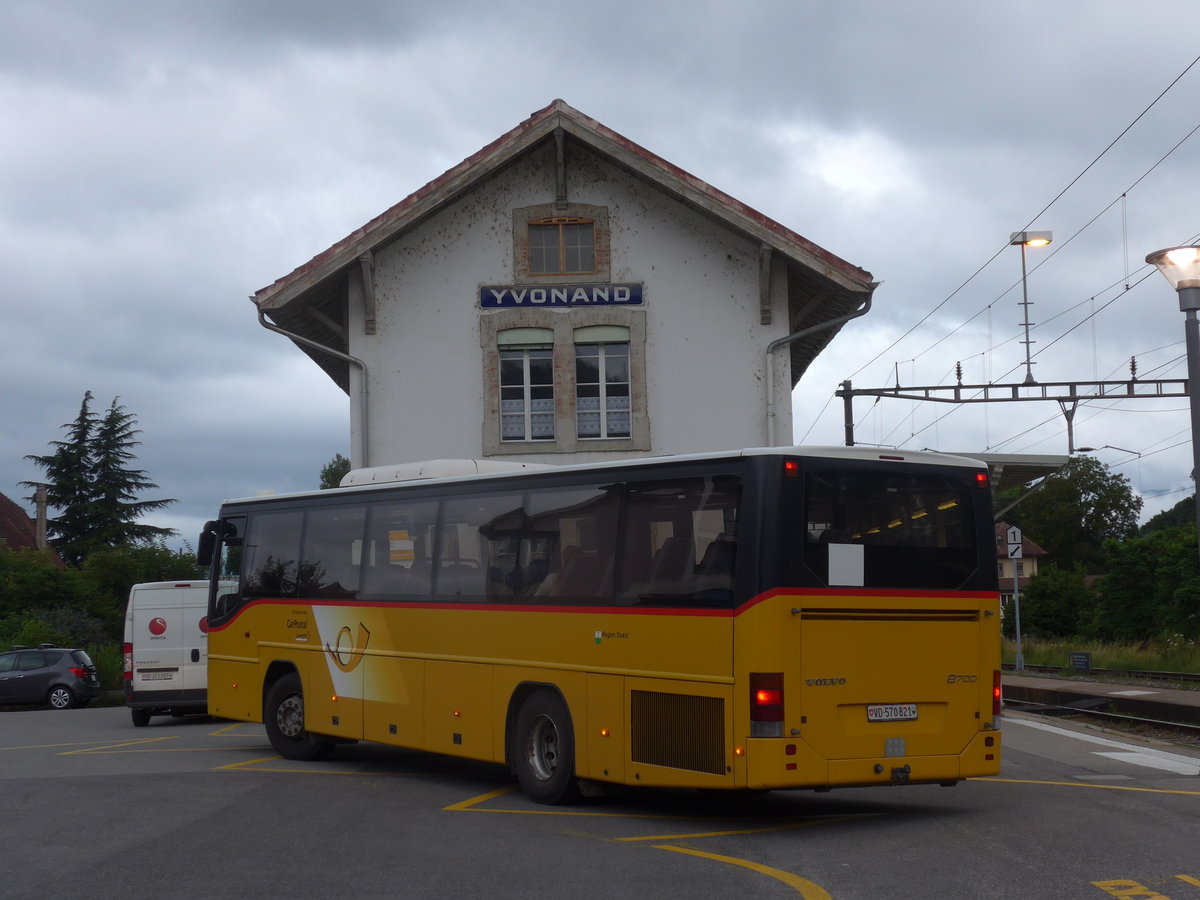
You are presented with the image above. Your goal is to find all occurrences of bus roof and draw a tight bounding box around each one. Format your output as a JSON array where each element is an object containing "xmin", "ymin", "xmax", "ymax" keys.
[{"xmin": 218, "ymin": 446, "xmax": 989, "ymax": 509}]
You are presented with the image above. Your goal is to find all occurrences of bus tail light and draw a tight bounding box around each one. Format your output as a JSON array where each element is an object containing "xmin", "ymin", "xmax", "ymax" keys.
[
  {"xmin": 123, "ymin": 642, "xmax": 133, "ymax": 681},
  {"xmin": 751, "ymin": 673, "xmax": 784, "ymax": 737},
  {"xmin": 993, "ymin": 670, "xmax": 1002, "ymax": 717}
]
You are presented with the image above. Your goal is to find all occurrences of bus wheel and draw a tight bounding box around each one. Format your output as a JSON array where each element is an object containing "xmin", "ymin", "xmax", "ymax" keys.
[
  {"xmin": 514, "ymin": 690, "xmax": 581, "ymax": 805},
  {"xmin": 131, "ymin": 708, "xmax": 152, "ymax": 727},
  {"xmin": 265, "ymin": 673, "xmax": 335, "ymax": 761}
]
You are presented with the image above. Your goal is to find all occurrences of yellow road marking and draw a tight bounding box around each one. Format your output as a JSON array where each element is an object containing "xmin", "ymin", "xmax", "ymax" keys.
[
  {"xmin": 443, "ymin": 785, "xmax": 519, "ymax": 810},
  {"xmin": 1177, "ymin": 875, "xmax": 1200, "ymax": 887},
  {"xmin": 617, "ymin": 813, "xmax": 882, "ymax": 841},
  {"xmin": 61, "ymin": 737, "xmax": 176, "ymax": 754},
  {"xmin": 654, "ymin": 844, "xmax": 832, "ymax": 899},
  {"xmin": 2, "ymin": 740, "xmax": 143, "ymax": 751},
  {"xmin": 974, "ymin": 777, "xmax": 1200, "ymax": 798}
]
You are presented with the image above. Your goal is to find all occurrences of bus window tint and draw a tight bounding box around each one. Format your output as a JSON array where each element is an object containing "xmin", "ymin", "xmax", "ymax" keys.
[
  {"xmin": 243, "ymin": 510, "xmax": 304, "ymax": 598},
  {"xmin": 619, "ymin": 475, "xmax": 741, "ymax": 607},
  {"xmin": 299, "ymin": 505, "xmax": 366, "ymax": 599},
  {"xmin": 361, "ymin": 499, "xmax": 438, "ymax": 600},
  {"xmin": 798, "ymin": 468, "xmax": 978, "ymax": 589},
  {"xmin": 522, "ymin": 484, "xmax": 619, "ymax": 603},
  {"xmin": 438, "ymin": 494, "xmax": 523, "ymax": 600}
]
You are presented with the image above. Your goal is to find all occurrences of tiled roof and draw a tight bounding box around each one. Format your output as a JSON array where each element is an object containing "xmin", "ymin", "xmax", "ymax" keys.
[
  {"xmin": 0, "ymin": 491, "xmax": 39, "ymax": 551},
  {"xmin": 0, "ymin": 491, "xmax": 64, "ymax": 566}
]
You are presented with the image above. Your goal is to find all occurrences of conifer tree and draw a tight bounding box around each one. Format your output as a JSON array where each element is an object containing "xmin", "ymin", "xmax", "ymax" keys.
[
  {"xmin": 23, "ymin": 392, "xmax": 176, "ymax": 566},
  {"xmin": 89, "ymin": 397, "xmax": 175, "ymax": 547}
]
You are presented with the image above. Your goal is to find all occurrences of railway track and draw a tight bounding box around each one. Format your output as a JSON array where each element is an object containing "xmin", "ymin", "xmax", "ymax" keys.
[
  {"xmin": 1002, "ymin": 662, "xmax": 1200, "ymax": 685},
  {"xmin": 1004, "ymin": 697, "xmax": 1200, "ymax": 747}
]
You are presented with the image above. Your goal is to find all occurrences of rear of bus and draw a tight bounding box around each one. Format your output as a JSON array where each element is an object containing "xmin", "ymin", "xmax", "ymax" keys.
[{"xmin": 735, "ymin": 449, "xmax": 1001, "ymax": 790}]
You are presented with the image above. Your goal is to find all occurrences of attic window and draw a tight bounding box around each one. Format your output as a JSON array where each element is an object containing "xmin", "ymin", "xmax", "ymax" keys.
[{"xmin": 529, "ymin": 218, "xmax": 595, "ymax": 275}]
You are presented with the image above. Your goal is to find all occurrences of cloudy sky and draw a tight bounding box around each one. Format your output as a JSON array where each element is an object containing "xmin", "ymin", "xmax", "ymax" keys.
[{"xmin": 3, "ymin": 0, "xmax": 1199, "ymax": 547}]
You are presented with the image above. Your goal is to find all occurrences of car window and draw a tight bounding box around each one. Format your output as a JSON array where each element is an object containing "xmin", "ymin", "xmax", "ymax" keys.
[
  {"xmin": 42, "ymin": 651, "xmax": 63, "ymax": 665},
  {"xmin": 0, "ymin": 653, "xmax": 15, "ymax": 673},
  {"xmin": 16, "ymin": 652, "xmax": 47, "ymax": 671},
  {"xmin": 70, "ymin": 650, "xmax": 94, "ymax": 667}
]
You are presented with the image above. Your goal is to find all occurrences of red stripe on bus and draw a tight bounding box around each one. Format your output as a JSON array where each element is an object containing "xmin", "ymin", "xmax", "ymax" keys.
[{"xmin": 204, "ymin": 586, "xmax": 999, "ymax": 631}]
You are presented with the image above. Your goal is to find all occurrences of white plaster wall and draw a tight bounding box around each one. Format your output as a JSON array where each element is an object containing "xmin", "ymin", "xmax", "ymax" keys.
[{"xmin": 350, "ymin": 142, "xmax": 796, "ymax": 467}]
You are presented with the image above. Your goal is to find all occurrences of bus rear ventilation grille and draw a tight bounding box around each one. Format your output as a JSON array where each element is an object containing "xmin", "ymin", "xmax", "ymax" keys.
[{"xmin": 631, "ymin": 690, "xmax": 725, "ymax": 775}]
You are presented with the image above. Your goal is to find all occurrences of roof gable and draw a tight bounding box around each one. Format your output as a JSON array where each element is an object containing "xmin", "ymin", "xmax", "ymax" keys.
[{"xmin": 255, "ymin": 99, "xmax": 873, "ymax": 311}]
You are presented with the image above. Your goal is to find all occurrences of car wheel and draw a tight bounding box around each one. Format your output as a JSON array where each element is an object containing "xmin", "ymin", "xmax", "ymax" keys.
[
  {"xmin": 47, "ymin": 686, "xmax": 75, "ymax": 710},
  {"xmin": 513, "ymin": 689, "xmax": 581, "ymax": 805},
  {"xmin": 264, "ymin": 673, "xmax": 335, "ymax": 761},
  {"xmin": 131, "ymin": 708, "xmax": 152, "ymax": 727}
]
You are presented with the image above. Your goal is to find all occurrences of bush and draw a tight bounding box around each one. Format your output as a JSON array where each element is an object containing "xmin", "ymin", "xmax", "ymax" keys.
[{"xmin": 86, "ymin": 643, "xmax": 123, "ymax": 690}]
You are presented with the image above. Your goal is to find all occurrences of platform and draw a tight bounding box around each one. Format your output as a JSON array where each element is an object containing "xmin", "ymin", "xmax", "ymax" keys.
[{"xmin": 1003, "ymin": 673, "xmax": 1200, "ymax": 726}]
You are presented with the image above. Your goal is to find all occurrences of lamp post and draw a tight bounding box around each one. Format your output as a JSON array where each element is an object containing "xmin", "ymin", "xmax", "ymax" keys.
[
  {"xmin": 1146, "ymin": 245, "xmax": 1200, "ymax": 563},
  {"xmin": 1010, "ymin": 231, "xmax": 1053, "ymax": 386}
]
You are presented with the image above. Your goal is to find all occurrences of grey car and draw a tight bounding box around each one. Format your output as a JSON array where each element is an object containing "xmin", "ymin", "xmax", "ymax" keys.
[{"xmin": 0, "ymin": 645, "xmax": 101, "ymax": 709}]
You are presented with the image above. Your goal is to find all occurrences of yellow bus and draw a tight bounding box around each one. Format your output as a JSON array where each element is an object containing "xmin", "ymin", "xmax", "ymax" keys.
[{"xmin": 198, "ymin": 447, "xmax": 1001, "ymax": 803}]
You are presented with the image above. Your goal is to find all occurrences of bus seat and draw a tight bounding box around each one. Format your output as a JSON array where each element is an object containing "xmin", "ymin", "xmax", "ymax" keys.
[
  {"xmin": 699, "ymin": 535, "xmax": 736, "ymax": 578},
  {"xmin": 556, "ymin": 553, "xmax": 600, "ymax": 597},
  {"xmin": 649, "ymin": 536, "xmax": 691, "ymax": 584}
]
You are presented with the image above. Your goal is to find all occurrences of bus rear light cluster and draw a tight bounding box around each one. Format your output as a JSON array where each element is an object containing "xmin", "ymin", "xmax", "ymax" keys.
[
  {"xmin": 750, "ymin": 672, "xmax": 784, "ymax": 737},
  {"xmin": 993, "ymin": 670, "xmax": 1002, "ymax": 717}
]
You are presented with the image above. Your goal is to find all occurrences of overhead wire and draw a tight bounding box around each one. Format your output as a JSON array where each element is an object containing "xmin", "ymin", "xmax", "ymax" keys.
[{"xmin": 831, "ymin": 51, "xmax": 1200, "ymax": 396}]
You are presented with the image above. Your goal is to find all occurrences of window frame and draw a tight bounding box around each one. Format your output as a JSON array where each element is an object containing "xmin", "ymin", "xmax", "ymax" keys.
[
  {"xmin": 574, "ymin": 336, "xmax": 631, "ymax": 440},
  {"xmin": 527, "ymin": 217, "xmax": 596, "ymax": 276},
  {"xmin": 512, "ymin": 203, "xmax": 610, "ymax": 284},
  {"xmin": 480, "ymin": 307, "xmax": 649, "ymax": 455},
  {"xmin": 499, "ymin": 337, "xmax": 556, "ymax": 443}
]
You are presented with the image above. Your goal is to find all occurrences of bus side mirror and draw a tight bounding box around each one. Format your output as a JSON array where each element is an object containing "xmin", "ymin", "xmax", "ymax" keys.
[{"xmin": 197, "ymin": 521, "xmax": 217, "ymax": 567}]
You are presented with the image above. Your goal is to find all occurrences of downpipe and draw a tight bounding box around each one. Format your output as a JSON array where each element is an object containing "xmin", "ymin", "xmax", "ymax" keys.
[
  {"xmin": 765, "ymin": 285, "xmax": 877, "ymax": 446},
  {"xmin": 256, "ymin": 305, "xmax": 371, "ymax": 468}
]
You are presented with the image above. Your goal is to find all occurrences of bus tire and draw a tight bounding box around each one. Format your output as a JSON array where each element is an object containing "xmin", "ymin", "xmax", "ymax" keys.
[
  {"xmin": 513, "ymin": 689, "xmax": 581, "ymax": 805},
  {"xmin": 264, "ymin": 673, "xmax": 335, "ymax": 761}
]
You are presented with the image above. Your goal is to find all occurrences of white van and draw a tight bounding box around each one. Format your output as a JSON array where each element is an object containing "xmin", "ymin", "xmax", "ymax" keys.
[{"xmin": 122, "ymin": 581, "xmax": 218, "ymax": 727}]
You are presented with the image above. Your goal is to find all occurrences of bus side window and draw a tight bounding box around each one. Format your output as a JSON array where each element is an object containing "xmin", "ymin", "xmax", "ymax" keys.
[
  {"xmin": 523, "ymin": 483, "xmax": 619, "ymax": 603},
  {"xmin": 619, "ymin": 474, "xmax": 740, "ymax": 607},
  {"xmin": 438, "ymin": 493, "xmax": 523, "ymax": 601},
  {"xmin": 298, "ymin": 505, "xmax": 366, "ymax": 599},
  {"xmin": 361, "ymin": 500, "xmax": 438, "ymax": 600},
  {"xmin": 243, "ymin": 510, "xmax": 303, "ymax": 598}
]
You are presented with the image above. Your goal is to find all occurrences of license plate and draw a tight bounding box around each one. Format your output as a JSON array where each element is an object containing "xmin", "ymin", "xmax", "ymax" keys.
[{"xmin": 867, "ymin": 703, "xmax": 917, "ymax": 722}]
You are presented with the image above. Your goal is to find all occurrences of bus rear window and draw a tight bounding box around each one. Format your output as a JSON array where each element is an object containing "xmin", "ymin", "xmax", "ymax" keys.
[{"xmin": 783, "ymin": 466, "xmax": 983, "ymax": 590}]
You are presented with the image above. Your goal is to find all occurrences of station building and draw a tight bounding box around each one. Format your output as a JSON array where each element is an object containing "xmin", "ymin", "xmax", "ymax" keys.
[{"xmin": 253, "ymin": 99, "xmax": 876, "ymax": 469}]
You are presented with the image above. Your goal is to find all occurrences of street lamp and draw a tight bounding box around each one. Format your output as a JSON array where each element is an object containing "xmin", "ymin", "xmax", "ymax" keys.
[
  {"xmin": 1146, "ymin": 245, "xmax": 1200, "ymax": 561},
  {"xmin": 1011, "ymin": 231, "xmax": 1053, "ymax": 386}
]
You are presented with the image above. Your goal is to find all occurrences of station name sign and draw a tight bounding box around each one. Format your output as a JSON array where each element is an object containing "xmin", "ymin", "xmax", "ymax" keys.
[{"xmin": 480, "ymin": 283, "xmax": 643, "ymax": 308}]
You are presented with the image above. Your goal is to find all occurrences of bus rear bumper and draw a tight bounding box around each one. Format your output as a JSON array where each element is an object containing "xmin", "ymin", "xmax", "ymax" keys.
[{"xmin": 743, "ymin": 730, "xmax": 1001, "ymax": 789}]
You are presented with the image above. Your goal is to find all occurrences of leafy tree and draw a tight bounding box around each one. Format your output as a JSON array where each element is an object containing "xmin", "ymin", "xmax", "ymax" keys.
[
  {"xmin": 1140, "ymin": 495, "xmax": 1195, "ymax": 535},
  {"xmin": 0, "ymin": 545, "xmax": 89, "ymax": 620},
  {"xmin": 1013, "ymin": 566, "xmax": 1097, "ymax": 639},
  {"xmin": 320, "ymin": 452, "xmax": 351, "ymax": 490},
  {"xmin": 80, "ymin": 542, "xmax": 204, "ymax": 633},
  {"xmin": 1090, "ymin": 525, "xmax": 1200, "ymax": 641},
  {"xmin": 1007, "ymin": 456, "xmax": 1142, "ymax": 574},
  {"xmin": 23, "ymin": 392, "xmax": 175, "ymax": 565}
]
